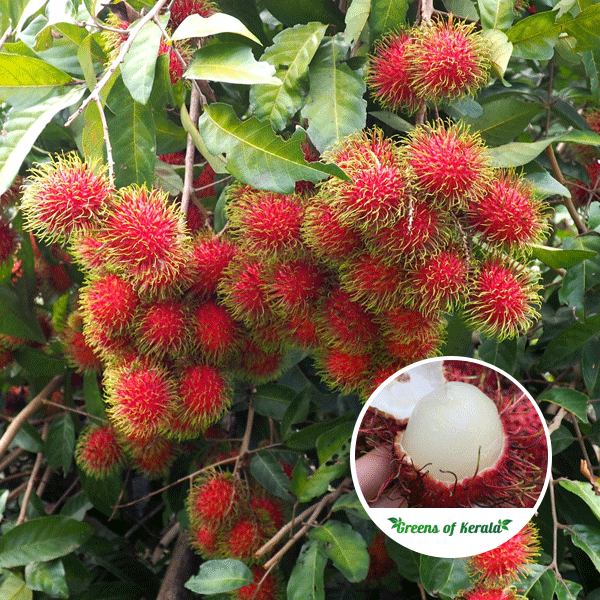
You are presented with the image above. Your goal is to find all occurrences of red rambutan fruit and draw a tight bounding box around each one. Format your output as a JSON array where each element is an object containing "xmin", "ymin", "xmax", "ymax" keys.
[
  {"xmin": 315, "ymin": 347, "xmax": 372, "ymax": 394},
  {"xmin": 189, "ymin": 522, "xmax": 220, "ymax": 558},
  {"xmin": 223, "ymin": 516, "xmax": 266, "ymax": 561},
  {"xmin": 191, "ymin": 300, "xmax": 241, "ymax": 361},
  {"xmin": 0, "ymin": 346, "xmax": 13, "ymax": 370},
  {"xmin": 468, "ymin": 171, "xmax": 548, "ymax": 249},
  {"xmin": 69, "ymin": 233, "xmax": 107, "ymax": 273},
  {"xmin": 234, "ymin": 339, "xmax": 285, "ymax": 384},
  {"xmin": 226, "ymin": 186, "xmax": 307, "ymax": 260},
  {"xmin": 565, "ymin": 178, "xmax": 594, "ymax": 208},
  {"xmin": 21, "ymin": 154, "xmax": 113, "ymax": 243},
  {"xmin": 127, "ymin": 434, "xmax": 179, "ymax": 478},
  {"xmin": 385, "ymin": 330, "xmax": 443, "ymax": 363},
  {"xmin": 301, "ymin": 199, "xmax": 362, "ymax": 265},
  {"xmin": 176, "ymin": 363, "xmax": 231, "ymax": 430},
  {"xmin": 286, "ymin": 309, "xmax": 321, "ymax": 349},
  {"xmin": 134, "ymin": 299, "xmax": 189, "ymax": 358},
  {"xmin": 464, "ymin": 258, "xmax": 541, "ymax": 339},
  {"xmin": 380, "ymin": 305, "xmax": 446, "ymax": 343},
  {"xmin": 405, "ymin": 17, "xmax": 490, "ymax": 103},
  {"xmin": 461, "ymin": 588, "xmax": 518, "ymax": 600},
  {"xmin": 188, "ymin": 471, "xmax": 239, "ymax": 524},
  {"xmin": 189, "ymin": 233, "xmax": 237, "ymax": 297},
  {"xmin": 402, "ymin": 121, "xmax": 491, "ymax": 206},
  {"xmin": 0, "ymin": 175, "xmax": 23, "ymax": 209},
  {"xmin": 193, "ymin": 163, "xmax": 216, "ymax": 198},
  {"xmin": 168, "ymin": 0, "xmax": 218, "ymax": 29},
  {"xmin": 158, "ymin": 39, "xmax": 187, "ymax": 84},
  {"xmin": 99, "ymin": 185, "xmax": 191, "ymax": 294},
  {"xmin": 469, "ymin": 522, "xmax": 540, "ymax": 585},
  {"xmin": 233, "ymin": 566, "xmax": 282, "ymax": 600},
  {"xmin": 79, "ymin": 273, "xmax": 139, "ymax": 336},
  {"xmin": 62, "ymin": 311, "xmax": 104, "ymax": 373},
  {"xmin": 75, "ymin": 425, "xmax": 123, "ymax": 478},
  {"xmin": 0, "ymin": 217, "xmax": 17, "ymax": 264},
  {"xmin": 158, "ymin": 152, "xmax": 186, "ymax": 165},
  {"xmin": 366, "ymin": 30, "xmax": 421, "ymax": 113},
  {"xmin": 251, "ymin": 495, "xmax": 285, "ymax": 531},
  {"xmin": 84, "ymin": 327, "xmax": 137, "ymax": 365},
  {"xmin": 407, "ymin": 248, "xmax": 469, "ymax": 311},
  {"xmin": 105, "ymin": 360, "xmax": 176, "ymax": 441}
]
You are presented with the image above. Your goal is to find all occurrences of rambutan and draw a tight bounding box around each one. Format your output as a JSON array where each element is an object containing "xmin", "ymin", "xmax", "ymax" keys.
[
  {"xmin": 69, "ymin": 233, "xmax": 107, "ymax": 273},
  {"xmin": 99, "ymin": 185, "xmax": 191, "ymax": 294},
  {"xmin": 176, "ymin": 363, "xmax": 231, "ymax": 429},
  {"xmin": 62, "ymin": 312, "xmax": 104, "ymax": 373},
  {"xmin": 380, "ymin": 305, "xmax": 445, "ymax": 343},
  {"xmin": 84, "ymin": 327, "xmax": 137, "ymax": 365},
  {"xmin": 385, "ymin": 330, "xmax": 443, "ymax": 364},
  {"xmin": 127, "ymin": 434, "xmax": 179, "ymax": 478},
  {"xmin": 191, "ymin": 300, "xmax": 241, "ymax": 361},
  {"xmin": 402, "ymin": 121, "xmax": 491, "ymax": 206},
  {"xmin": 168, "ymin": 0, "xmax": 218, "ymax": 29},
  {"xmin": 0, "ymin": 217, "xmax": 17, "ymax": 264},
  {"xmin": 464, "ymin": 258, "xmax": 541, "ymax": 339},
  {"xmin": 75, "ymin": 425, "xmax": 123, "ymax": 478},
  {"xmin": 315, "ymin": 347, "xmax": 372, "ymax": 394},
  {"xmin": 0, "ymin": 347, "xmax": 13, "ymax": 369},
  {"xmin": 461, "ymin": 589, "xmax": 518, "ymax": 600},
  {"xmin": 233, "ymin": 566, "xmax": 282, "ymax": 600},
  {"xmin": 223, "ymin": 516, "xmax": 265, "ymax": 561},
  {"xmin": 286, "ymin": 309, "xmax": 321, "ymax": 349},
  {"xmin": 468, "ymin": 171, "xmax": 548, "ymax": 249},
  {"xmin": 407, "ymin": 248, "xmax": 469, "ymax": 311},
  {"xmin": 21, "ymin": 153, "xmax": 113, "ymax": 243},
  {"xmin": 405, "ymin": 17, "xmax": 490, "ymax": 103},
  {"xmin": 366, "ymin": 532, "xmax": 396, "ymax": 580},
  {"xmin": 366, "ymin": 30, "xmax": 421, "ymax": 113},
  {"xmin": 189, "ymin": 522, "xmax": 220, "ymax": 558},
  {"xmin": 189, "ymin": 233, "xmax": 237, "ymax": 297},
  {"xmin": 234, "ymin": 339, "xmax": 285, "ymax": 384},
  {"xmin": 134, "ymin": 299, "xmax": 189, "ymax": 357},
  {"xmin": 79, "ymin": 273, "xmax": 139, "ymax": 336},
  {"xmin": 188, "ymin": 471, "xmax": 239, "ymax": 524},
  {"xmin": 105, "ymin": 360, "xmax": 176, "ymax": 441},
  {"xmin": 226, "ymin": 186, "xmax": 307, "ymax": 260},
  {"xmin": 193, "ymin": 163, "xmax": 215, "ymax": 198},
  {"xmin": 251, "ymin": 496, "xmax": 285, "ymax": 531},
  {"xmin": 0, "ymin": 175, "xmax": 23, "ymax": 209},
  {"xmin": 469, "ymin": 522, "xmax": 540, "ymax": 585},
  {"xmin": 328, "ymin": 127, "xmax": 398, "ymax": 170},
  {"xmin": 158, "ymin": 39, "xmax": 188, "ymax": 84}
]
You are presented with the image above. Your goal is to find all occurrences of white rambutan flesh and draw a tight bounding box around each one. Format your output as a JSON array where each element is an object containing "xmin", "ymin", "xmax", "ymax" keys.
[{"xmin": 396, "ymin": 381, "xmax": 505, "ymax": 484}]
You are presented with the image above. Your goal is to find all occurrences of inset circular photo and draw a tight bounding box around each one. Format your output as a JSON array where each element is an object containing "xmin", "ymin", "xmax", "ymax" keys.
[{"xmin": 350, "ymin": 356, "xmax": 551, "ymax": 557}]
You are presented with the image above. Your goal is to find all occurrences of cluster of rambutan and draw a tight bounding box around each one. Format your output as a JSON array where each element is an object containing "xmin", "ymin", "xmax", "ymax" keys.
[
  {"xmin": 100, "ymin": 0, "xmax": 217, "ymax": 84},
  {"xmin": 187, "ymin": 470, "xmax": 285, "ymax": 599},
  {"xmin": 461, "ymin": 522, "xmax": 541, "ymax": 600}
]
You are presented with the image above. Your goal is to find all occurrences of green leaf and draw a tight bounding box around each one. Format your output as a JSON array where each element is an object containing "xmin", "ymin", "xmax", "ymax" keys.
[
  {"xmin": 0, "ymin": 53, "xmax": 72, "ymax": 100},
  {"xmin": 13, "ymin": 423, "xmax": 44, "ymax": 454},
  {"xmin": 531, "ymin": 245, "xmax": 596, "ymax": 269},
  {"xmin": 83, "ymin": 371, "xmax": 107, "ymax": 419},
  {"xmin": 385, "ymin": 539, "xmax": 421, "ymax": 581},
  {"xmin": 443, "ymin": 0, "xmax": 480, "ymax": 20},
  {"xmin": 172, "ymin": 12, "xmax": 262, "ymax": 45},
  {"xmin": 506, "ymin": 10, "xmax": 560, "ymax": 60},
  {"xmin": 261, "ymin": 0, "xmax": 345, "ymax": 28},
  {"xmin": 286, "ymin": 414, "xmax": 354, "ymax": 450},
  {"xmin": 185, "ymin": 42, "xmax": 281, "ymax": 85},
  {"xmin": 287, "ymin": 540, "xmax": 327, "ymax": 600},
  {"xmin": 477, "ymin": 336, "xmax": 518, "ymax": 374},
  {"xmin": 555, "ymin": 578, "xmax": 583, "ymax": 600},
  {"xmin": 331, "ymin": 491, "xmax": 369, "ymax": 519},
  {"xmin": 45, "ymin": 413, "xmax": 76, "ymax": 474},
  {"xmin": 538, "ymin": 388, "xmax": 589, "ymax": 422},
  {"xmin": 525, "ymin": 170, "xmax": 570, "ymax": 198},
  {"xmin": 316, "ymin": 420, "xmax": 353, "ymax": 465},
  {"xmin": 121, "ymin": 20, "xmax": 163, "ymax": 105},
  {"xmin": 0, "ymin": 570, "xmax": 32, "ymax": 600},
  {"xmin": 254, "ymin": 382, "xmax": 297, "ymax": 419},
  {"xmin": 565, "ymin": 525, "xmax": 600, "ymax": 573},
  {"xmin": 25, "ymin": 559, "xmax": 69, "ymax": 599},
  {"xmin": 60, "ymin": 491, "xmax": 93, "ymax": 521},
  {"xmin": 0, "ymin": 516, "xmax": 92, "ymax": 568},
  {"xmin": 197, "ymin": 102, "xmax": 349, "ymax": 193},
  {"xmin": 292, "ymin": 460, "xmax": 348, "ymax": 502},
  {"xmin": 419, "ymin": 556, "xmax": 471, "ymax": 598},
  {"xmin": 280, "ymin": 389, "xmax": 311, "ymax": 439},
  {"xmin": 345, "ymin": 0, "xmax": 371, "ymax": 44},
  {"xmin": 478, "ymin": 0, "xmax": 516, "ymax": 31},
  {"xmin": 105, "ymin": 76, "xmax": 156, "ymax": 188},
  {"xmin": 582, "ymin": 338, "xmax": 600, "ymax": 396},
  {"xmin": 0, "ymin": 289, "xmax": 45, "ymax": 343},
  {"xmin": 0, "ymin": 490, "xmax": 8, "ymax": 521},
  {"xmin": 0, "ymin": 85, "xmax": 85, "ymax": 195},
  {"xmin": 14, "ymin": 346, "xmax": 66, "ymax": 377},
  {"xmin": 81, "ymin": 101, "xmax": 104, "ymax": 163},
  {"xmin": 486, "ymin": 129, "xmax": 600, "ymax": 168},
  {"xmin": 551, "ymin": 426, "xmax": 575, "ymax": 455},
  {"xmin": 369, "ymin": 0, "xmax": 409, "ymax": 42},
  {"xmin": 79, "ymin": 469, "xmax": 124, "ymax": 517},
  {"xmin": 370, "ymin": 110, "xmax": 415, "ymax": 132},
  {"xmin": 559, "ymin": 480, "xmax": 600, "ymax": 522},
  {"xmin": 185, "ymin": 559, "xmax": 253, "ymax": 594},
  {"xmin": 558, "ymin": 4, "xmax": 600, "ymax": 52},
  {"xmin": 249, "ymin": 451, "xmax": 292, "ymax": 502},
  {"xmin": 516, "ymin": 563, "xmax": 557, "ymax": 600},
  {"xmin": 481, "ymin": 29, "xmax": 513, "ymax": 79},
  {"xmin": 308, "ymin": 521, "xmax": 369, "ymax": 583},
  {"xmin": 250, "ymin": 22, "xmax": 327, "ymax": 131},
  {"xmin": 77, "ymin": 34, "xmax": 101, "ymax": 92},
  {"xmin": 463, "ymin": 97, "xmax": 543, "ymax": 146},
  {"xmin": 302, "ymin": 37, "xmax": 367, "ymax": 153}
]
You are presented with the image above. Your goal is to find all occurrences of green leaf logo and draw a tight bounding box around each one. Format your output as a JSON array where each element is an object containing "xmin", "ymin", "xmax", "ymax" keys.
[{"xmin": 500, "ymin": 519, "xmax": 512, "ymax": 531}]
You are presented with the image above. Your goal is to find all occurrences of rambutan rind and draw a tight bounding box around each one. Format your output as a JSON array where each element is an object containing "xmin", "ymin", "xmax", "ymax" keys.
[
  {"xmin": 75, "ymin": 425, "xmax": 123, "ymax": 478},
  {"xmin": 134, "ymin": 299, "xmax": 190, "ymax": 358},
  {"xmin": 126, "ymin": 434, "xmax": 179, "ymax": 478},
  {"xmin": 191, "ymin": 299, "xmax": 242, "ymax": 362},
  {"xmin": 189, "ymin": 233, "xmax": 237, "ymax": 298},
  {"xmin": 188, "ymin": 471, "xmax": 240, "ymax": 525}
]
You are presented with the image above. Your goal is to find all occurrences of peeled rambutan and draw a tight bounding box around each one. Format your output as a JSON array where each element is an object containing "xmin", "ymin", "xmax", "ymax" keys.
[
  {"xmin": 366, "ymin": 30, "xmax": 421, "ymax": 113},
  {"xmin": 464, "ymin": 258, "xmax": 541, "ymax": 339},
  {"xmin": 105, "ymin": 360, "xmax": 176, "ymax": 441},
  {"xmin": 176, "ymin": 363, "xmax": 231, "ymax": 430},
  {"xmin": 0, "ymin": 217, "xmax": 17, "ymax": 264},
  {"xmin": 468, "ymin": 171, "xmax": 548, "ymax": 249},
  {"xmin": 168, "ymin": 0, "xmax": 217, "ymax": 29},
  {"xmin": 189, "ymin": 233, "xmax": 237, "ymax": 297},
  {"xmin": 75, "ymin": 425, "xmax": 123, "ymax": 478},
  {"xmin": 99, "ymin": 185, "xmax": 191, "ymax": 294},
  {"xmin": 21, "ymin": 153, "xmax": 113, "ymax": 243},
  {"xmin": 226, "ymin": 186, "xmax": 307, "ymax": 260},
  {"xmin": 188, "ymin": 471, "xmax": 239, "ymax": 524},
  {"xmin": 233, "ymin": 566, "xmax": 282, "ymax": 600},
  {"xmin": 62, "ymin": 311, "xmax": 104, "ymax": 373},
  {"xmin": 191, "ymin": 300, "xmax": 241, "ymax": 361},
  {"xmin": 469, "ymin": 522, "xmax": 540, "ymax": 585},
  {"xmin": 134, "ymin": 299, "xmax": 189, "ymax": 358},
  {"xmin": 127, "ymin": 434, "xmax": 179, "ymax": 478},
  {"xmin": 405, "ymin": 17, "xmax": 490, "ymax": 103},
  {"xmin": 402, "ymin": 121, "xmax": 491, "ymax": 206}
]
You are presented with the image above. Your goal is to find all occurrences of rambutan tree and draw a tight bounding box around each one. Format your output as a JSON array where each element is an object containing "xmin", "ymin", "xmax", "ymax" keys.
[{"xmin": 1, "ymin": 0, "xmax": 600, "ymax": 598}]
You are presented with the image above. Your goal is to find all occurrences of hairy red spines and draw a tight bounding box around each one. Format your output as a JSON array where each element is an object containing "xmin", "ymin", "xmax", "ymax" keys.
[
  {"xmin": 127, "ymin": 435, "xmax": 179, "ymax": 478},
  {"xmin": 134, "ymin": 299, "xmax": 189, "ymax": 358},
  {"xmin": 75, "ymin": 425, "xmax": 123, "ymax": 478},
  {"xmin": 191, "ymin": 300, "xmax": 241, "ymax": 361},
  {"xmin": 188, "ymin": 471, "xmax": 239, "ymax": 525},
  {"xmin": 189, "ymin": 233, "xmax": 237, "ymax": 297},
  {"xmin": 168, "ymin": 0, "xmax": 218, "ymax": 29},
  {"xmin": 62, "ymin": 311, "xmax": 104, "ymax": 373}
]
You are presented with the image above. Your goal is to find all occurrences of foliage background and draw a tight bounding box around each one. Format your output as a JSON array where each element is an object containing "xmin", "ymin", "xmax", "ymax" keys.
[{"xmin": 2, "ymin": 0, "xmax": 600, "ymax": 598}]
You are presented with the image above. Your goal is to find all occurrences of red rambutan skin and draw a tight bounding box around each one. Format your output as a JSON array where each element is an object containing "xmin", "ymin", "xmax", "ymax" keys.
[
  {"xmin": 188, "ymin": 472, "xmax": 239, "ymax": 524},
  {"xmin": 285, "ymin": 309, "xmax": 321, "ymax": 349},
  {"xmin": 177, "ymin": 363, "xmax": 231, "ymax": 429},
  {"xmin": 191, "ymin": 300, "xmax": 241, "ymax": 361},
  {"xmin": 316, "ymin": 347, "xmax": 372, "ymax": 394},
  {"xmin": 366, "ymin": 30, "xmax": 421, "ymax": 113},
  {"xmin": 0, "ymin": 347, "xmax": 13, "ymax": 370},
  {"xmin": 380, "ymin": 305, "xmax": 446, "ymax": 344},
  {"xmin": 226, "ymin": 187, "xmax": 307, "ymax": 260},
  {"xmin": 0, "ymin": 175, "xmax": 23, "ymax": 209},
  {"xmin": 80, "ymin": 273, "xmax": 139, "ymax": 336},
  {"xmin": 189, "ymin": 234, "xmax": 237, "ymax": 297},
  {"xmin": 158, "ymin": 39, "xmax": 186, "ymax": 84},
  {"xmin": 105, "ymin": 361, "xmax": 176, "ymax": 442},
  {"xmin": 366, "ymin": 532, "xmax": 396, "ymax": 580},
  {"xmin": 189, "ymin": 522, "xmax": 220, "ymax": 558},
  {"xmin": 134, "ymin": 299, "xmax": 189, "ymax": 358},
  {"xmin": 62, "ymin": 312, "xmax": 104, "ymax": 373},
  {"xmin": 461, "ymin": 588, "xmax": 517, "ymax": 600},
  {"xmin": 69, "ymin": 233, "xmax": 107, "ymax": 273},
  {"xmin": 21, "ymin": 153, "xmax": 113, "ymax": 243},
  {"xmin": 402, "ymin": 122, "xmax": 491, "ymax": 206},
  {"xmin": 224, "ymin": 517, "xmax": 265, "ymax": 561},
  {"xmin": 75, "ymin": 425, "xmax": 123, "ymax": 478},
  {"xmin": 251, "ymin": 496, "xmax": 285, "ymax": 531},
  {"xmin": 234, "ymin": 566, "xmax": 281, "ymax": 600},
  {"xmin": 127, "ymin": 435, "xmax": 179, "ymax": 478},
  {"xmin": 168, "ymin": 0, "xmax": 217, "ymax": 29},
  {"xmin": 469, "ymin": 522, "xmax": 540, "ymax": 585},
  {"xmin": 99, "ymin": 185, "xmax": 191, "ymax": 294},
  {"xmin": 385, "ymin": 330, "xmax": 443, "ymax": 364},
  {"xmin": 464, "ymin": 258, "xmax": 541, "ymax": 340},
  {"xmin": 405, "ymin": 18, "xmax": 490, "ymax": 103},
  {"xmin": 193, "ymin": 163, "xmax": 216, "ymax": 199},
  {"xmin": 234, "ymin": 339, "xmax": 285, "ymax": 384},
  {"xmin": 0, "ymin": 217, "xmax": 17, "ymax": 264},
  {"xmin": 468, "ymin": 171, "xmax": 548, "ymax": 249}
]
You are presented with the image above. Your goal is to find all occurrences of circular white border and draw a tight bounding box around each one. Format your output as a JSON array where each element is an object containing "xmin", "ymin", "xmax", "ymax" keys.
[{"xmin": 350, "ymin": 356, "xmax": 552, "ymax": 558}]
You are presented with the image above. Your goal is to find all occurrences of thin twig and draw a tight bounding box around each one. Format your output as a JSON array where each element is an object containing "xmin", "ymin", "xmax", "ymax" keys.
[
  {"xmin": 151, "ymin": 521, "xmax": 181, "ymax": 564},
  {"xmin": 17, "ymin": 422, "xmax": 48, "ymax": 524},
  {"xmin": 42, "ymin": 398, "xmax": 106, "ymax": 423},
  {"xmin": 233, "ymin": 402, "xmax": 255, "ymax": 479},
  {"xmin": 65, "ymin": 0, "xmax": 170, "ymax": 127},
  {"xmin": 46, "ymin": 477, "xmax": 81, "ymax": 515},
  {"xmin": 0, "ymin": 447, "xmax": 25, "ymax": 473},
  {"xmin": 181, "ymin": 84, "xmax": 203, "ymax": 217},
  {"xmin": 547, "ymin": 407, "xmax": 566, "ymax": 435},
  {"xmin": 94, "ymin": 97, "xmax": 115, "ymax": 183},
  {"xmin": 36, "ymin": 465, "xmax": 53, "ymax": 499},
  {"xmin": 110, "ymin": 469, "xmax": 131, "ymax": 521}
]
